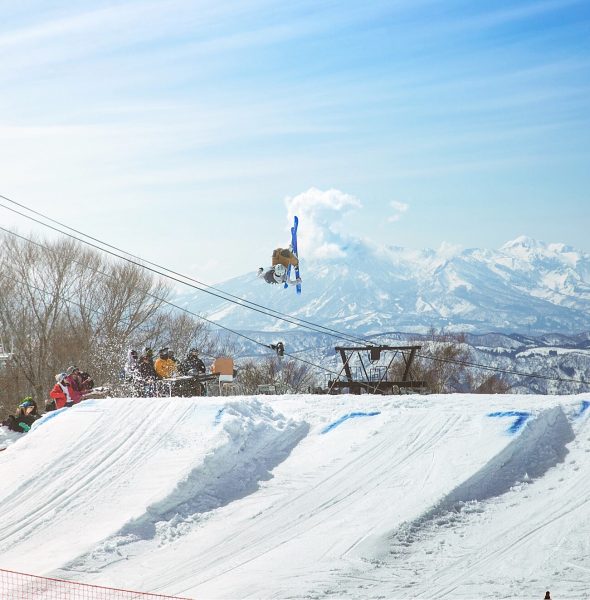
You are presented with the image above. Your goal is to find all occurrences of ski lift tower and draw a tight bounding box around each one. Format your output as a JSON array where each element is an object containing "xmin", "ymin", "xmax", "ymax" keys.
[{"xmin": 328, "ymin": 344, "xmax": 427, "ymax": 395}]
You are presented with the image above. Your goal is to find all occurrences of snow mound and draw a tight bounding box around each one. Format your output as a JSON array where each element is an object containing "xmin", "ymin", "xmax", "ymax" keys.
[
  {"xmin": 0, "ymin": 397, "xmax": 306, "ymax": 574},
  {"xmin": 389, "ymin": 406, "xmax": 574, "ymax": 549}
]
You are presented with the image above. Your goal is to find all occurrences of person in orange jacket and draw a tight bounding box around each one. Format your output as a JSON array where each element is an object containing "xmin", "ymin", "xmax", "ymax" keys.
[
  {"xmin": 48, "ymin": 372, "xmax": 72, "ymax": 409},
  {"xmin": 153, "ymin": 348, "xmax": 177, "ymax": 379}
]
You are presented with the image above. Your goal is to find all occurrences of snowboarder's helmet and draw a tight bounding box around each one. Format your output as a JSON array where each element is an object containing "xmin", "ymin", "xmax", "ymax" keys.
[
  {"xmin": 273, "ymin": 264, "xmax": 286, "ymax": 282},
  {"xmin": 56, "ymin": 372, "xmax": 67, "ymax": 382},
  {"xmin": 19, "ymin": 397, "xmax": 34, "ymax": 409}
]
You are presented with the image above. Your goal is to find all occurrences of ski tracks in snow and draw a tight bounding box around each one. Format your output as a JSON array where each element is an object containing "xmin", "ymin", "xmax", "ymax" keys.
[
  {"xmin": 336, "ymin": 405, "xmax": 589, "ymax": 599},
  {"xmin": 98, "ymin": 406, "xmax": 481, "ymax": 598}
]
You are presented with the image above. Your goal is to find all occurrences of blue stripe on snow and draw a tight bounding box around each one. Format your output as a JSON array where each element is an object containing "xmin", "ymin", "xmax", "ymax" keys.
[
  {"xmin": 214, "ymin": 407, "xmax": 225, "ymax": 425},
  {"xmin": 487, "ymin": 411, "xmax": 531, "ymax": 434},
  {"xmin": 575, "ymin": 400, "xmax": 590, "ymax": 418},
  {"xmin": 321, "ymin": 411, "xmax": 381, "ymax": 434},
  {"xmin": 30, "ymin": 407, "xmax": 69, "ymax": 431}
]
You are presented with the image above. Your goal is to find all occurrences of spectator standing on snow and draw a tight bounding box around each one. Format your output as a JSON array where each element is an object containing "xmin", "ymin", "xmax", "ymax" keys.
[
  {"xmin": 124, "ymin": 350, "xmax": 139, "ymax": 380},
  {"xmin": 178, "ymin": 348, "xmax": 207, "ymax": 396},
  {"xmin": 65, "ymin": 365, "xmax": 85, "ymax": 404},
  {"xmin": 49, "ymin": 372, "xmax": 72, "ymax": 409},
  {"xmin": 154, "ymin": 347, "xmax": 177, "ymax": 379},
  {"xmin": 124, "ymin": 349, "xmax": 141, "ymax": 396},
  {"xmin": 179, "ymin": 348, "xmax": 206, "ymax": 376},
  {"xmin": 137, "ymin": 348, "xmax": 157, "ymax": 396},
  {"xmin": 79, "ymin": 371, "xmax": 94, "ymax": 393}
]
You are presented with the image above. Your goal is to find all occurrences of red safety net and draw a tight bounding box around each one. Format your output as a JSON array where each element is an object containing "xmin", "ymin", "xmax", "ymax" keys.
[{"xmin": 0, "ymin": 568, "xmax": 193, "ymax": 599}]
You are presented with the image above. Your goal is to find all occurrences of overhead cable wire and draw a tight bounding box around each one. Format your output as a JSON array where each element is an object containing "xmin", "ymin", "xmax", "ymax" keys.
[
  {"xmin": 1, "ymin": 196, "xmax": 588, "ymax": 388},
  {"xmin": 0, "ymin": 267, "xmax": 345, "ymax": 380},
  {"xmin": 415, "ymin": 352, "xmax": 589, "ymax": 386},
  {"xmin": 0, "ymin": 194, "xmax": 376, "ymax": 347},
  {"xmin": 0, "ymin": 200, "xmax": 372, "ymax": 346},
  {"xmin": 0, "ymin": 227, "xmax": 345, "ymax": 378},
  {"xmin": 0, "ymin": 228, "xmax": 272, "ymax": 352}
]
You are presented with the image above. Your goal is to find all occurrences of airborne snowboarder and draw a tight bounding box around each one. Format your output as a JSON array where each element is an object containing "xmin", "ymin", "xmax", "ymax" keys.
[
  {"xmin": 258, "ymin": 248, "xmax": 300, "ymax": 285},
  {"xmin": 258, "ymin": 216, "xmax": 302, "ymax": 292}
]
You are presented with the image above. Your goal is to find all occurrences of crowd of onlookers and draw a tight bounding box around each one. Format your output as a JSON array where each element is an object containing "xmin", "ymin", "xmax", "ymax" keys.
[
  {"xmin": 47, "ymin": 366, "xmax": 94, "ymax": 411},
  {"xmin": 1, "ymin": 347, "xmax": 213, "ymax": 435},
  {"xmin": 124, "ymin": 346, "xmax": 207, "ymax": 397},
  {"xmin": 1, "ymin": 365, "xmax": 95, "ymax": 434}
]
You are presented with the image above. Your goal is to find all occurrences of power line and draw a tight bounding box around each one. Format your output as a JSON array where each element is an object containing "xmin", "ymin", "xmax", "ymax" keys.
[
  {"xmin": 1, "ymin": 195, "xmax": 588, "ymax": 388},
  {"xmin": 0, "ymin": 200, "xmax": 371, "ymax": 346},
  {"xmin": 0, "ymin": 194, "xmax": 375, "ymax": 348},
  {"xmin": 0, "ymin": 228, "xmax": 271, "ymax": 351},
  {"xmin": 414, "ymin": 352, "xmax": 590, "ymax": 386},
  {"xmin": 0, "ymin": 226, "xmax": 344, "ymax": 378}
]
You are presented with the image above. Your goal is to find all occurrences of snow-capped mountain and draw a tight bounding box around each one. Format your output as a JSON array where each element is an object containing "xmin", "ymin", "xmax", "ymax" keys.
[{"xmin": 178, "ymin": 236, "xmax": 590, "ymax": 335}]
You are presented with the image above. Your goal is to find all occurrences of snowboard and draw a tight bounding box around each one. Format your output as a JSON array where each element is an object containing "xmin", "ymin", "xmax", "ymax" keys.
[{"xmin": 284, "ymin": 215, "xmax": 301, "ymax": 294}]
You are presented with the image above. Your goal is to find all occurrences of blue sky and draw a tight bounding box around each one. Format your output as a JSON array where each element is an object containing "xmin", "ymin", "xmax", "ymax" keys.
[{"xmin": 1, "ymin": 0, "xmax": 589, "ymax": 282}]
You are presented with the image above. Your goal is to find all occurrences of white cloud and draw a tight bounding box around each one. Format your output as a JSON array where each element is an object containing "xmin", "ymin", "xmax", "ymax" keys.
[
  {"xmin": 437, "ymin": 241, "xmax": 463, "ymax": 259},
  {"xmin": 388, "ymin": 200, "xmax": 409, "ymax": 222},
  {"xmin": 284, "ymin": 188, "xmax": 362, "ymax": 259}
]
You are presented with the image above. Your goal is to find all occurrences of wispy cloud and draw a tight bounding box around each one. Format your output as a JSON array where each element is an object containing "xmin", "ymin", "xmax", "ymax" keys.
[
  {"xmin": 0, "ymin": 0, "xmax": 588, "ymax": 277},
  {"xmin": 388, "ymin": 201, "xmax": 409, "ymax": 223}
]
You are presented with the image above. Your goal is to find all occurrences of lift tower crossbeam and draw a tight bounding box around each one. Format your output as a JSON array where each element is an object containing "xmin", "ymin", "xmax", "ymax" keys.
[{"xmin": 328, "ymin": 344, "xmax": 427, "ymax": 395}]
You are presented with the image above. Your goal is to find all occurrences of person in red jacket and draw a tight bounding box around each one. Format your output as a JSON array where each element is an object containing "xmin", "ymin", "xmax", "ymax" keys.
[{"xmin": 49, "ymin": 372, "xmax": 72, "ymax": 409}]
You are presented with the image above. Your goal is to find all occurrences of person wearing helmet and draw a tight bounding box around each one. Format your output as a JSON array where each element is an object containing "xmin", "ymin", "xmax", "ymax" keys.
[
  {"xmin": 179, "ymin": 348, "xmax": 206, "ymax": 376},
  {"xmin": 65, "ymin": 365, "xmax": 85, "ymax": 404},
  {"xmin": 177, "ymin": 348, "xmax": 207, "ymax": 396},
  {"xmin": 2, "ymin": 397, "xmax": 40, "ymax": 433},
  {"xmin": 132, "ymin": 347, "xmax": 156, "ymax": 397},
  {"xmin": 49, "ymin": 372, "xmax": 73, "ymax": 409},
  {"xmin": 154, "ymin": 347, "xmax": 177, "ymax": 379},
  {"xmin": 258, "ymin": 246, "xmax": 301, "ymax": 286}
]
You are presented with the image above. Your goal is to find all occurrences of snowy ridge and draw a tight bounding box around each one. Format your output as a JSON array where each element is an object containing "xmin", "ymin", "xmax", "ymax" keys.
[
  {"xmin": 179, "ymin": 236, "xmax": 590, "ymax": 335},
  {"xmin": 1, "ymin": 393, "xmax": 590, "ymax": 598}
]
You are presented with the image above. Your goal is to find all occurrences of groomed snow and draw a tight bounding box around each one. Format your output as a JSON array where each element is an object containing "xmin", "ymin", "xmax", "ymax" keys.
[{"xmin": 1, "ymin": 393, "xmax": 590, "ymax": 599}]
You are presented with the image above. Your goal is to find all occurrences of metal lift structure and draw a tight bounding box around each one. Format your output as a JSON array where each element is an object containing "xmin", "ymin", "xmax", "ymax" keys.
[{"xmin": 328, "ymin": 344, "xmax": 427, "ymax": 395}]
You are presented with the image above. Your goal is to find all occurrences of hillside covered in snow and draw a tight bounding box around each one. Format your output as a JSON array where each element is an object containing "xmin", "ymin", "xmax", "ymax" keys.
[
  {"xmin": 178, "ymin": 236, "xmax": 590, "ymax": 335},
  {"xmin": 2, "ymin": 392, "xmax": 590, "ymax": 599}
]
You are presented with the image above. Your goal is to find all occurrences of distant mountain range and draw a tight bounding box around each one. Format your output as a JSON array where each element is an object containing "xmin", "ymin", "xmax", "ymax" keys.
[{"xmin": 177, "ymin": 236, "xmax": 590, "ymax": 336}]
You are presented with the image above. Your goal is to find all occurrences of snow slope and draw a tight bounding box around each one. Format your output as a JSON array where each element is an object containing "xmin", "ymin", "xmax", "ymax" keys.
[{"xmin": 1, "ymin": 393, "xmax": 590, "ymax": 599}]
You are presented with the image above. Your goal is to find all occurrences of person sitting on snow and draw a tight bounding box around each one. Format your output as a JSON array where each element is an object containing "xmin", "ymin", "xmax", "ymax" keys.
[
  {"xmin": 2, "ymin": 397, "xmax": 41, "ymax": 433},
  {"xmin": 258, "ymin": 247, "xmax": 301, "ymax": 286}
]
